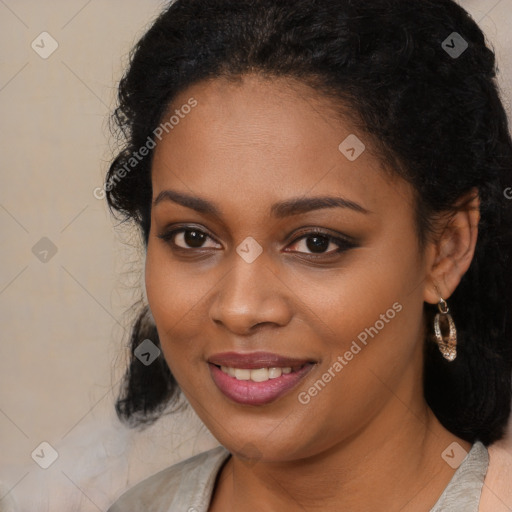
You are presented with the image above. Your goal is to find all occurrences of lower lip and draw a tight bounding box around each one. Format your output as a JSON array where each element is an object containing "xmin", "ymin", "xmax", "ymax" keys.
[{"xmin": 208, "ymin": 363, "xmax": 314, "ymax": 406}]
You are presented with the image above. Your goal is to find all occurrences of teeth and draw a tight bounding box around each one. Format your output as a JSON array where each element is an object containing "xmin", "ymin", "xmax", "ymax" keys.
[
  {"xmin": 249, "ymin": 368, "xmax": 269, "ymax": 382},
  {"xmin": 234, "ymin": 368, "xmax": 251, "ymax": 380},
  {"xmin": 268, "ymin": 367, "xmax": 282, "ymax": 379},
  {"xmin": 219, "ymin": 366, "xmax": 295, "ymax": 382}
]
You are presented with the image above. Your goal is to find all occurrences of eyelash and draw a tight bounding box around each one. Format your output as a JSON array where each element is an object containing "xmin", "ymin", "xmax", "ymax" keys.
[{"xmin": 156, "ymin": 226, "xmax": 356, "ymax": 259}]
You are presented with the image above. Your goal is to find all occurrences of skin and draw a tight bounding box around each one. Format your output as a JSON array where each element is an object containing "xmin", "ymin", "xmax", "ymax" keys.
[
  {"xmin": 145, "ymin": 74, "xmax": 480, "ymax": 511},
  {"xmin": 481, "ymin": 432, "xmax": 512, "ymax": 511}
]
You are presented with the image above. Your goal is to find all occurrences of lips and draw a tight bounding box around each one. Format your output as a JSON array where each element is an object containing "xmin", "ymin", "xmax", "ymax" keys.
[
  {"xmin": 208, "ymin": 351, "xmax": 312, "ymax": 369},
  {"xmin": 208, "ymin": 351, "xmax": 316, "ymax": 406}
]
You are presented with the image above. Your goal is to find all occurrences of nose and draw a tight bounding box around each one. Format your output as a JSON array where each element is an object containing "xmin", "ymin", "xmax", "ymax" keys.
[{"xmin": 209, "ymin": 253, "xmax": 293, "ymax": 336}]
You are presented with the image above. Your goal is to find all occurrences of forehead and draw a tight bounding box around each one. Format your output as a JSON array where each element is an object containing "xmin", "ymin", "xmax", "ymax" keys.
[{"xmin": 151, "ymin": 74, "xmax": 412, "ymax": 220}]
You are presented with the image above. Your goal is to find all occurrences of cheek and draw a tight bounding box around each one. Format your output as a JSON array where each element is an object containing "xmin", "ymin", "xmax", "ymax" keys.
[
  {"xmin": 307, "ymin": 241, "xmax": 421, "ymax": 349},
  {"xmin": 144, "ymin": 237, "xmax": 220, "ymax": 379},
  {"xmin": 145, "ymin": 235, "xmax": 204, "ymax": 323},
  {"xmin": 145, "ymin": 241, "xmax": 176, "ymax": 325},
  {"xmin": 308, "ymin": 238, "xmax": 426, "ymax": 407},
  {"xmin": 144, "ymin": 240, "xmax": 196, "ymax": 359}
]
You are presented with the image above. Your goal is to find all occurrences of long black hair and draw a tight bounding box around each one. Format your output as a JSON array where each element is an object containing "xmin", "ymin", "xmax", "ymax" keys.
[{"xmin": 105, "ymin": 0, "xmax": 512, "ymax": 445}]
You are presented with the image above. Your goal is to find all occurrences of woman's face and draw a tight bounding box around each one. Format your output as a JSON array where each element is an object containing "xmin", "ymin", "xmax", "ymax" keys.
[{"xmin": 146, "ymin": 74, "xmax": 433, "ymax": 462}]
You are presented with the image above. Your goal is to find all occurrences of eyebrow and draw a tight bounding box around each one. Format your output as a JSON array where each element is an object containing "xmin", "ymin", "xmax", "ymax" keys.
[{"xmin": 153, "ymin": 189, "xmax": 370, "ymax": 217}]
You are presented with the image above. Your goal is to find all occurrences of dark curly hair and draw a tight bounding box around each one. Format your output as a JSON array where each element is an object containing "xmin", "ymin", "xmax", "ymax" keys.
[{"xmin": 105, "ymin": 0, "xmax": 512, "ymax": 445}]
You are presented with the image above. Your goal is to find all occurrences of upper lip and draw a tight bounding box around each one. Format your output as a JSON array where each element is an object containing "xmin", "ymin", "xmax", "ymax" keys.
[{"xmin": 208, "ymin": 351, "xmax": 315, "ymax": 369}]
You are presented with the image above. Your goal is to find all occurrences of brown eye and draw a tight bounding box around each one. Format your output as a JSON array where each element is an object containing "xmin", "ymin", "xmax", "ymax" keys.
[
  {"xmin": 297, "ymin": 234, "xmax": 332, "ymax": 254},
  {"xmin": 157, "ymin": 228, "xmax": 221, "ymax": 250},
  {"xmin": 286, "ymin": 230, "xmax": 355, "ymax": 257},
  {"xmin": 178, "ymin": 229, "xmax": 207, "ymax": 248}
]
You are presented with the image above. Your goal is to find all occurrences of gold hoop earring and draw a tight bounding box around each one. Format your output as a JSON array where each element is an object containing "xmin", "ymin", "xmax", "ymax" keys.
[{"xmin": 434, "ymin": 297, "xmax": 457, "ymax": 361}]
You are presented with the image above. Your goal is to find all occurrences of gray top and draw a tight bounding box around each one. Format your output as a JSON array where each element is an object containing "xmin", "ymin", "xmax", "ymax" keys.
[{"xmin": 107, "ymin": 441, "xmax": 488, "ymax": 512}]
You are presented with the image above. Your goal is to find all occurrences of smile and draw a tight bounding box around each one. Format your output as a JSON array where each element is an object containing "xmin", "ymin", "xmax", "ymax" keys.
[
  {"xmin": 218, "ymin": 365, "xmax": 302, "ymax": 381},
  {"xmin": 208, "ymin": 353, "xmax": 315, "ymax": 406}
]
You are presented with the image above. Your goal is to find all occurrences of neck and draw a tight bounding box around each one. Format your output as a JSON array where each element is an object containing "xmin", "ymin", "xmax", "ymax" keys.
[{"xmin": 211, "ymin": 397, "xmax": 471, "ymax": 512}]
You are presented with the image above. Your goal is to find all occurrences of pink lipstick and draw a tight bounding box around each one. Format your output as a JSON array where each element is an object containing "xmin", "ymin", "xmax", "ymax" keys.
[{"xmin": 208, "ymin": 352, "xmax": 315, "ymax": 406}]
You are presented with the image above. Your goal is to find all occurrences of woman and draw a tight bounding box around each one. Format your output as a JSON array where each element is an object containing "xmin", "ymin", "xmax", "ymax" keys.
[{"xmin": 105, "ymin": 0, "xmax": 512, "ymax": 510}]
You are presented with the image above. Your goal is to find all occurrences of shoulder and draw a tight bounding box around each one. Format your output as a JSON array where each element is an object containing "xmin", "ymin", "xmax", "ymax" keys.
[
  {"xmin": 480, "ymin": 437, "xmax": 512, "ymax": 512},
  {"xmin": 430, "ymin": 441, "xmax": 489, "ymax": 512},
  {"xmin": 107, "ymin": 445, "xmax": 231, "ymax": 512}
]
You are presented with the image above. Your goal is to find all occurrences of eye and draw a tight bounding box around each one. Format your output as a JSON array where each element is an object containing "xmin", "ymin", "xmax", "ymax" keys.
[
  {"xmin": 157, "ymin": 227, "xmax": 221, "ymax": 250},
  {"xmin": 157, "ymin": 226, "xmax": 356, "ymax": 258},
  {"xmin": 285, "ymin": 230, "xmax": 355, "ymax": 257}
]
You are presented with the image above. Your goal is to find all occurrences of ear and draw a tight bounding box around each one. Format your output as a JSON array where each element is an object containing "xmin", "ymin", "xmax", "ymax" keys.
[{"xmin": 423, "ymin": 188, "xmax": 480, "ymax": 305}]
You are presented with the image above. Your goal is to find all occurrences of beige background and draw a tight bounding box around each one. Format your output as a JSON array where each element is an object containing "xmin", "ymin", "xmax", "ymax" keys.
[{"xmin": 0, "ymin": 1, "xmax": 511, "ymax": 511}]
